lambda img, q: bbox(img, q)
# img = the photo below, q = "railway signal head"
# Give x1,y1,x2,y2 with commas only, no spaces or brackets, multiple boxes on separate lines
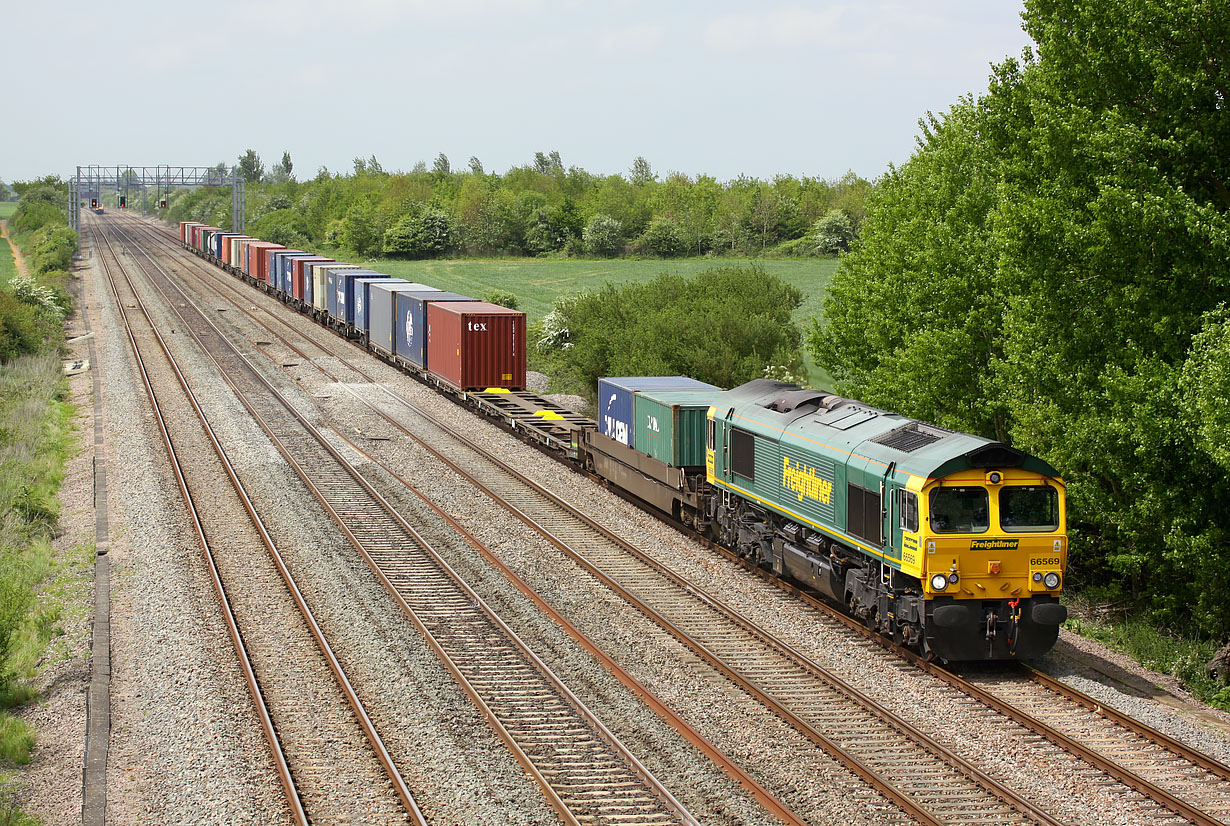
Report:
159,198,167,209
119,196,127,208
91,198,98,209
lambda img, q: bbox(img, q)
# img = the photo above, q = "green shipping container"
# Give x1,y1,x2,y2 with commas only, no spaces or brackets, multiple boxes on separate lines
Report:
632,388,718,468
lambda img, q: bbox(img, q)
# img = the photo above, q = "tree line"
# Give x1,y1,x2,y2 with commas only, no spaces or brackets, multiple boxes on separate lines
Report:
814,0,1229,639
163,152,871,260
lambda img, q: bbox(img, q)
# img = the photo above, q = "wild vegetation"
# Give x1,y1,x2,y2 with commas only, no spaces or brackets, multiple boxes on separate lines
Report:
534,266,805,405
814,0,1230,678
160,153,872,261
0,179,76,818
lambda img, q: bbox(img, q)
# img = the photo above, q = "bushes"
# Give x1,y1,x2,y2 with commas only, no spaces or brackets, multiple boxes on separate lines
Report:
539,265,803,400
582,214,623,257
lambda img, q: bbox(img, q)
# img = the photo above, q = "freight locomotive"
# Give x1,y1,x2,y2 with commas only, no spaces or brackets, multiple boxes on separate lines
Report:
176,219,1068,661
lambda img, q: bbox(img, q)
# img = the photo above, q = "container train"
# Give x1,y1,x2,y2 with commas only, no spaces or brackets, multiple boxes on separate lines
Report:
176,219,1068,661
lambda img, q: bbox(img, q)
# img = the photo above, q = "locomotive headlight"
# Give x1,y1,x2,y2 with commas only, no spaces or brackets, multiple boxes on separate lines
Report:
948,572,959,584
1043,571,1061,590
1032,572,1043,583
930,573,949,592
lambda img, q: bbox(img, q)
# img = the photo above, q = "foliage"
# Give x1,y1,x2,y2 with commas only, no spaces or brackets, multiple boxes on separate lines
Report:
238,149,264,183
582,214,623,257
250,208,308,248
813,0,1230,636
162,153,873,260
482,288,519,310
811,210,856,254
637,218,684,258
382,207,457,259
540,266,803,400
26,226,77,275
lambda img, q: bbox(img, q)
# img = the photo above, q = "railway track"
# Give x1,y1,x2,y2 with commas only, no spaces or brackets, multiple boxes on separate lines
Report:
113,216,1059,825
89,217,422,826
100,214,703,826
119,214,1230,826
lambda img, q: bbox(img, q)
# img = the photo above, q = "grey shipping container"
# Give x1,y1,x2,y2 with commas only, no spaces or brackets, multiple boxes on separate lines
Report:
632,388,720,467
369,282,441,356
394,290,473,366
597,376,719,447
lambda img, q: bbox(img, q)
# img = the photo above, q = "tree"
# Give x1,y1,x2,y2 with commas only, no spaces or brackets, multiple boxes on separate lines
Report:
628,156,656,186
639,218,683,257
542,266,803,400
341,200,378,254
582,214,623,257
382,208,457,258
813,0,1230,636
268,151,294,183
468,156,484,175
238,149,264,183
433,153,451,175
811,210,855,254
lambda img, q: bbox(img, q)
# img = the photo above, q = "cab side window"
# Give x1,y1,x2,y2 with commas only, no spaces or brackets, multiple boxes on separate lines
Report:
900,491,919,533
730,428,755,481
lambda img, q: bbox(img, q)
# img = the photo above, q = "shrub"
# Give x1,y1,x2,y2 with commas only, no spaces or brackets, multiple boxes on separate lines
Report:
638,218,684,258
582,214,623,257
482,289,519,310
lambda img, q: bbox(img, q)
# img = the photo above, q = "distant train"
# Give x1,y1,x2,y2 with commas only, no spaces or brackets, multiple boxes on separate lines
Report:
177,220,1068,661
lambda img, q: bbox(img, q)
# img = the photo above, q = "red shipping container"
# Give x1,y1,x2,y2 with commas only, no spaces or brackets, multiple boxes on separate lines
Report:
426,301,526,390
260,246,285,284
292,256,331,301
179,221,201,242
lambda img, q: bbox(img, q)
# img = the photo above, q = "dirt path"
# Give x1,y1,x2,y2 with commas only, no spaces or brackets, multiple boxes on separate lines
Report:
1,218,31,278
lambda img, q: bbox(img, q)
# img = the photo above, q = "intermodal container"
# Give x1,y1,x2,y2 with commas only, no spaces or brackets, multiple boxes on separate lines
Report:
179,222,201,243
213,232,241,259
426,301,526,390
353,276,397,334
292,257,330,303
313,264,360,312
273,251,310,294
335,270,386,326
369,283,440,357
259,245,287,285
393,290,470,367
278,253,314,298
597,377,719,447
632,388,719,468
229,237,253,268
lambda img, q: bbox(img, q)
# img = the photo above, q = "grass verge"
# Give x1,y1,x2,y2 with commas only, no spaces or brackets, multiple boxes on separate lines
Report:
1064,592,1230,707
0,352,77,812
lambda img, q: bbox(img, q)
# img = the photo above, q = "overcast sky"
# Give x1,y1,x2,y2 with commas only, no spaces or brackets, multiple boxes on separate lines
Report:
4,0,1033,185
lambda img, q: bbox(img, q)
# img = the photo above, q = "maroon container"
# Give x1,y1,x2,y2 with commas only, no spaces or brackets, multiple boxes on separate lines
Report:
426,301,526,390
292,256,331,301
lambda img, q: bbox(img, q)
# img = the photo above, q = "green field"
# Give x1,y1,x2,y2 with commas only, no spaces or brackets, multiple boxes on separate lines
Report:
0,202,17,219
320,252,840,386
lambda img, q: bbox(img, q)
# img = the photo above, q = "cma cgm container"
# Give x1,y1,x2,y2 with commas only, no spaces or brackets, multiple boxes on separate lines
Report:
273,251,311,294
369,283,440,357
597,376,719,447
335,270,386,326
632,388,719,468
394,290,471,367
313,264,360,312
426,301,526,390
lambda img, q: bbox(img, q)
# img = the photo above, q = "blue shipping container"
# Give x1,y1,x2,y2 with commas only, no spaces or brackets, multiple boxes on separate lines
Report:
597,376,719,446
278,252,313,295
394,290,472,367
337,270,386,326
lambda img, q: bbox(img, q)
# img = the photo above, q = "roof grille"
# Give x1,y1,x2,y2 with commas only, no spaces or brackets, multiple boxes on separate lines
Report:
872,421,951,453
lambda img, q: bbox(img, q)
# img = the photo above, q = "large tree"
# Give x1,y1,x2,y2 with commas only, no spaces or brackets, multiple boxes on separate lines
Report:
238,149,264,183
812,0,1230,634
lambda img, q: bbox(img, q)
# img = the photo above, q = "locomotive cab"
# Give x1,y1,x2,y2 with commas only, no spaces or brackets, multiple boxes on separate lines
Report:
907,468,1068,659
